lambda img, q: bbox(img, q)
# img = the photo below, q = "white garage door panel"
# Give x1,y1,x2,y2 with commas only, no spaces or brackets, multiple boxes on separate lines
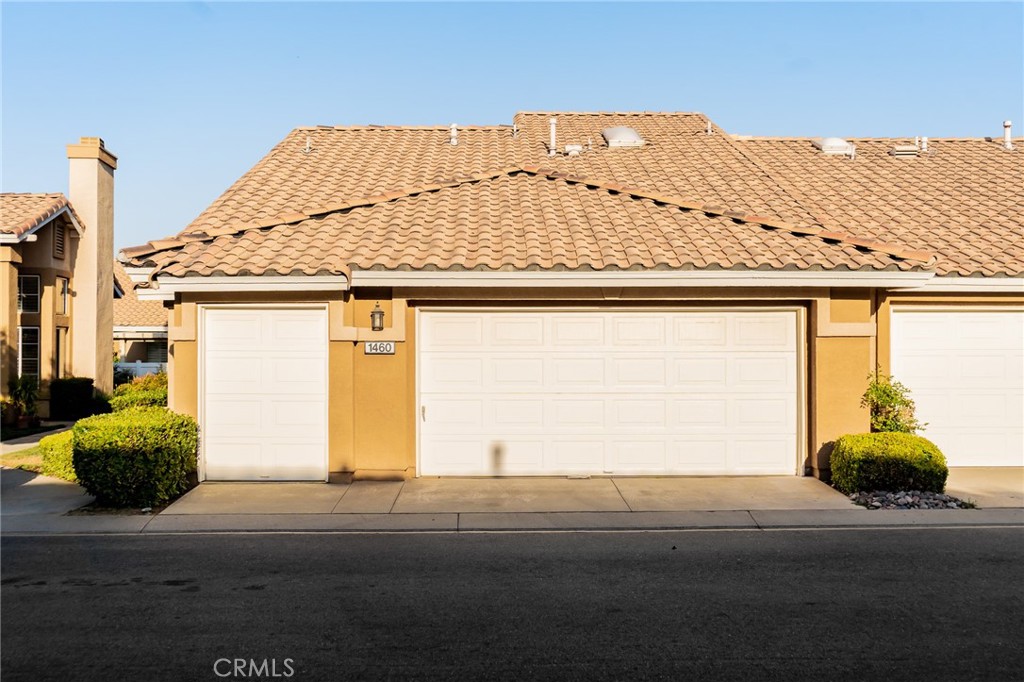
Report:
203,308,327,481
892,310,1024,467
420,310,799,476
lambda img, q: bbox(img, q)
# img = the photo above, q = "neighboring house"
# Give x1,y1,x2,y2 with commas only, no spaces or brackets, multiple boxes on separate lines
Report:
120,113,1023,482
113,259,168,377
1,137,118,414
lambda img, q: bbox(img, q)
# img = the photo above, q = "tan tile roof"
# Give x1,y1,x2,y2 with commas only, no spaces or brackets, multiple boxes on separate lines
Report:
0,193,82,237
732,137,1024,276
123,112,1023,279
113,260,168,327
126,168,930,277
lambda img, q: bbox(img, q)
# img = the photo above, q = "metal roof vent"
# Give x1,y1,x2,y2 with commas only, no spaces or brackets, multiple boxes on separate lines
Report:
602,126,645,148
889,143,919,157
813,137,856,158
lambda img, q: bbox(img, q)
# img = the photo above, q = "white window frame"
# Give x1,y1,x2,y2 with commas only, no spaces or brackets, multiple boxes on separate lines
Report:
17,274,40,314
18,326,40,378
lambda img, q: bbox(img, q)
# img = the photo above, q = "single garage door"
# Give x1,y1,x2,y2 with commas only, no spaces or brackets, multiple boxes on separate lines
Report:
891,309,1024,467
418,309,800,476
202,307,328,480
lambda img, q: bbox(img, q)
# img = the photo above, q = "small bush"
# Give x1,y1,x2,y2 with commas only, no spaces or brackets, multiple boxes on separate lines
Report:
110,373,168,411
113,372,168,396
73,407,198,507
109,388,167,411
48,378,97,420
862,372,925,434
831,432,948,494
40,431,76,482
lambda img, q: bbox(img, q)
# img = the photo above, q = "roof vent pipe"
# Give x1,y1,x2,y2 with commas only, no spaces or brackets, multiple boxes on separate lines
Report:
450,124,458,146
921,137,928,152
1004,120,1014,150
549,118,557,157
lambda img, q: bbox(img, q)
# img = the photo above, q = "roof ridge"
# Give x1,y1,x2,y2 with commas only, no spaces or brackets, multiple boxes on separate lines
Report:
514,111,702,116
121,167,527,261
518,166,934,266
123,165,934,268
296,125,512,131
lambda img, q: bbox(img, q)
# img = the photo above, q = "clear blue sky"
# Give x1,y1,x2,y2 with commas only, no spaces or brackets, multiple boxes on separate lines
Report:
3,2,1022,251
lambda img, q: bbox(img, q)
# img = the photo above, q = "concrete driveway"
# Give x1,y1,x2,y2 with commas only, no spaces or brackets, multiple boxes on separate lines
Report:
946,468,1024,508
162,476,856,515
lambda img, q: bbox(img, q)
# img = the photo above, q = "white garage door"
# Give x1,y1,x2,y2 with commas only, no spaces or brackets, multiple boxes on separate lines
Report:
202,307,328,480
418,310,800,476
891,309,1024,467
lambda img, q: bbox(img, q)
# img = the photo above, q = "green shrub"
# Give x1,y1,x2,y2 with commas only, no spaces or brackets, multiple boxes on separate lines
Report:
113,372,168,396
109,388,167,411
831,432,948,494
72,407,198,507
39,431,76,482
110,373,168,411
861,372,925,433
48,378,97,420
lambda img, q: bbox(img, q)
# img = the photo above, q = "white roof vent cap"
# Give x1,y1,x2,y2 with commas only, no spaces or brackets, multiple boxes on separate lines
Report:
813,137,856,158
602,126,645,148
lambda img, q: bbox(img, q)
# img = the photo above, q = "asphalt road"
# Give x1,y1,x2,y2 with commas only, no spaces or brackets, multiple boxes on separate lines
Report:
2,528,1022,682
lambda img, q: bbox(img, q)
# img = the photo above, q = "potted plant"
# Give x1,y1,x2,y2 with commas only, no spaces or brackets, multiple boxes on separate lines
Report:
8,376,40,428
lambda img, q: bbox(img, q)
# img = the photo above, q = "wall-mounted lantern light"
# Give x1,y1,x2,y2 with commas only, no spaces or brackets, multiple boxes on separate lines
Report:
370,302,385,331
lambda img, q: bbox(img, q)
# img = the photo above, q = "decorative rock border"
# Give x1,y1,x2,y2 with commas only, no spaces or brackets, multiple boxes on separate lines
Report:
849,490,976,510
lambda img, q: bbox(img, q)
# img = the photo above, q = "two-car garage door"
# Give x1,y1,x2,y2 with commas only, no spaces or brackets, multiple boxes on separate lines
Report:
418,310,800,476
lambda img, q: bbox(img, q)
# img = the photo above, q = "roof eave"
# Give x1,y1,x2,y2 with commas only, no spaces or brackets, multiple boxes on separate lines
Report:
349,269,935,289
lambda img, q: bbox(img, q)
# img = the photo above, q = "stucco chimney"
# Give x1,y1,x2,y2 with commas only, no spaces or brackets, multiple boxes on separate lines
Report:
67,137,117,393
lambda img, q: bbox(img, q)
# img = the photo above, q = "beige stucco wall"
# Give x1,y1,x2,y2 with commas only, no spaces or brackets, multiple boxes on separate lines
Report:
68,138,116,394
0,222,78,416
165,286,904,480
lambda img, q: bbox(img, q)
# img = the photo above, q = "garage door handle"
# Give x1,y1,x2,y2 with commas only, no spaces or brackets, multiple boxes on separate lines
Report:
421,406,426,422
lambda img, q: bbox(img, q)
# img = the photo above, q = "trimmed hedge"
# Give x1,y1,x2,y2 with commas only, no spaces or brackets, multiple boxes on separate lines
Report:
831,432,948,494
48,378,97,420
39,431,76,482
73,407,198,507
109,388,168,411
110,373,168,411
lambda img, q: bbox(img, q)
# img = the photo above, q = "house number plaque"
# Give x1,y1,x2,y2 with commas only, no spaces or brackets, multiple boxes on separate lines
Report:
364,341,396,355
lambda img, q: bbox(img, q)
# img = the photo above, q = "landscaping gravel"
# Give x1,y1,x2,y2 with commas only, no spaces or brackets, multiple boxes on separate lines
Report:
849,490,975,510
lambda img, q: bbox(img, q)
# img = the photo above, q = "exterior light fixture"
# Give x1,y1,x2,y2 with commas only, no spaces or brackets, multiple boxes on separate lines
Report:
370,302,385,331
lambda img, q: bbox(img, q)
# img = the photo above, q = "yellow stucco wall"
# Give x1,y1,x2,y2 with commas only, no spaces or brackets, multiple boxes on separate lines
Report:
166,286,1023,481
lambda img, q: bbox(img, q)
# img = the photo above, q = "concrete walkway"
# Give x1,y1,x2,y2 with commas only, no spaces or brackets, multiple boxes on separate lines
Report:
2,469,1021,535
0,422,73,455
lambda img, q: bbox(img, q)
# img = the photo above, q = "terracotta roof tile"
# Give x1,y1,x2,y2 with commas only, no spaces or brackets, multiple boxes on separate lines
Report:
112,260,168,327
0,193,83,237
123,112,1021,280
733,137,1024,276
129,169,927,278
